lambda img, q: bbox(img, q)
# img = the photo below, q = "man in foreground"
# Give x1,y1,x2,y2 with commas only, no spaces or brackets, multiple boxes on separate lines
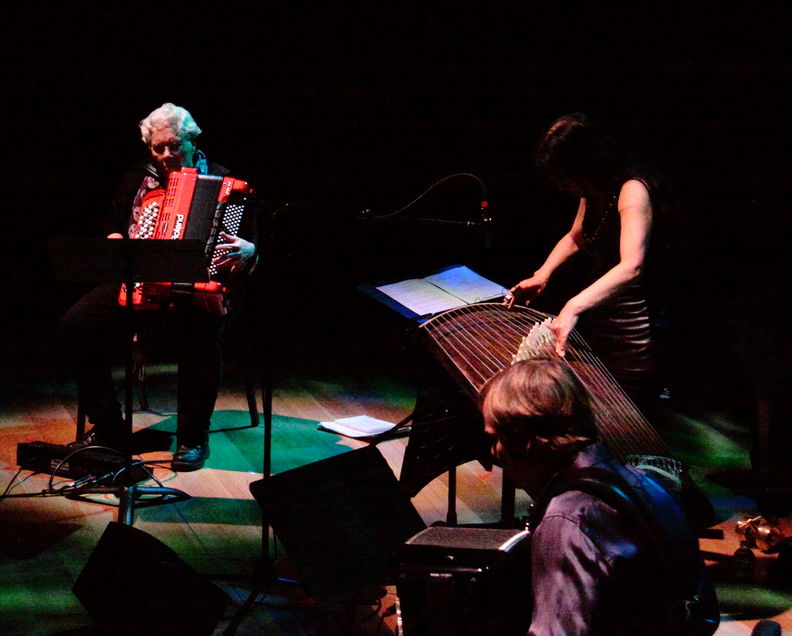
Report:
481,359,718,635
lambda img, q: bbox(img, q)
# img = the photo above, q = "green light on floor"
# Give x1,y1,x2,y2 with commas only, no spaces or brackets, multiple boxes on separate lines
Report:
0,585,79,612
148,411,350,473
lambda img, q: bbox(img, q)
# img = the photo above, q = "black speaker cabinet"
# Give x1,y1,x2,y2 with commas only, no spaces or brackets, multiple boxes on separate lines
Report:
249,445,426,601
397,526,532,635
73,521,229,635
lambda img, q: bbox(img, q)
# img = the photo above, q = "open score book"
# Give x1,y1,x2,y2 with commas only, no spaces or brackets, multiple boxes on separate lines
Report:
374,265,508,318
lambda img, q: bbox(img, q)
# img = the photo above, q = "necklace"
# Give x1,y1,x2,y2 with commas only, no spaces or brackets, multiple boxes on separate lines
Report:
583,192,618,246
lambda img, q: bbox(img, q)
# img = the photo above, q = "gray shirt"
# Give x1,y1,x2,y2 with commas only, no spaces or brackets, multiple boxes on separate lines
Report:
528,444,674,635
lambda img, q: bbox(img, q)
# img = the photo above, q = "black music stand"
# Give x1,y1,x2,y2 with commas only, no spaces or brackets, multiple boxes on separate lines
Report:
49,237,210,525
359,266,509,526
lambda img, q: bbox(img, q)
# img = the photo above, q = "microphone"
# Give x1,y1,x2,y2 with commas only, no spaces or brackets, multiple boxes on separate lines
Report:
480,200,491,224
480,200,493,249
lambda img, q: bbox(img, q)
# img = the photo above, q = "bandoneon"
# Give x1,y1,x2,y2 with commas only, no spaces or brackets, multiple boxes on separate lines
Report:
119,167,253,314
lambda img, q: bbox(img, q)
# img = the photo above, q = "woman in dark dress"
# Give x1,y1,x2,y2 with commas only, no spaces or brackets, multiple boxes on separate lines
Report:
505,113,660,404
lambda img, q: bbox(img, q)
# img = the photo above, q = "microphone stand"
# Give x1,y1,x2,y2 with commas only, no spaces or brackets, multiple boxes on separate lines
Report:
110,241,190,525
220,204,281,634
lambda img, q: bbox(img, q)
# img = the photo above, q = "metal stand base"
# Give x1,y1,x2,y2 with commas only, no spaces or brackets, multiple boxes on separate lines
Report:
66,483,191,526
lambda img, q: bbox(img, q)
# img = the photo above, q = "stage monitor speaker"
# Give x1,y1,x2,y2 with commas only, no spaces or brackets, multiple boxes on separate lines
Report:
397,526,532,635
249,445,426,601
73,521,229,635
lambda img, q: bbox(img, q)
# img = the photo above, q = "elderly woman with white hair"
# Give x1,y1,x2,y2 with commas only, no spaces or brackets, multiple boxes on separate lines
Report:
107,103,255,267
60,103,257,471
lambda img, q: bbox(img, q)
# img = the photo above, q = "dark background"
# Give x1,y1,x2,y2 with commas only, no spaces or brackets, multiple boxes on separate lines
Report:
1,5,789,380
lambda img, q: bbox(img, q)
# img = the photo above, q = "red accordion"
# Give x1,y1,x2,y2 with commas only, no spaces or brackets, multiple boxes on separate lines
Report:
119,167,253,315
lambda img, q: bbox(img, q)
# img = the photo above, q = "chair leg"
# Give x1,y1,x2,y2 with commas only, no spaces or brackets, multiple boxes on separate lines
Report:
73,335,152,443
76,386,86,440
132,334,149,412
245,368,259,428
136,362,149,412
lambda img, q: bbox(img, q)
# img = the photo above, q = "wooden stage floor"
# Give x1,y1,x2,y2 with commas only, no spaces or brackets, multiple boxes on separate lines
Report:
1,329,791,635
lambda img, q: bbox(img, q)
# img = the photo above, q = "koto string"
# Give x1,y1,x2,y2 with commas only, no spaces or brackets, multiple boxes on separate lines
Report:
421,303,671,461
446,305,668,458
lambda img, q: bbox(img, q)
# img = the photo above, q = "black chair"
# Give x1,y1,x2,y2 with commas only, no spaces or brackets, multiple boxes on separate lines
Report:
74,317,262,441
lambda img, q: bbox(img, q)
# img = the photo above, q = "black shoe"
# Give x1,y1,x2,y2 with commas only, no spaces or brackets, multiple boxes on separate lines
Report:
68,429,126,452
172,443,210,472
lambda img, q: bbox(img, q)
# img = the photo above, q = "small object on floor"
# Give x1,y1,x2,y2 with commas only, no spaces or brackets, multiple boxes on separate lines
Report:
172,443,210,472
736,515,786,553
317,415,397,439
16,441,150,483
732,540,757,582
751,619,781,636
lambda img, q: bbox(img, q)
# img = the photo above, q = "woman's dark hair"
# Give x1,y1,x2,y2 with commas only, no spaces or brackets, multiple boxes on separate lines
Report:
535,113,630,196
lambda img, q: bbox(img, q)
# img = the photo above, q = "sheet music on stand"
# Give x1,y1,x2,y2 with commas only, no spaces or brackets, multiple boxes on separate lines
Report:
359,264,508,322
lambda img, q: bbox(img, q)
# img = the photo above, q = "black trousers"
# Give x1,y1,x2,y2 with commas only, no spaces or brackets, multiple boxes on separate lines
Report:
60,283,223,446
